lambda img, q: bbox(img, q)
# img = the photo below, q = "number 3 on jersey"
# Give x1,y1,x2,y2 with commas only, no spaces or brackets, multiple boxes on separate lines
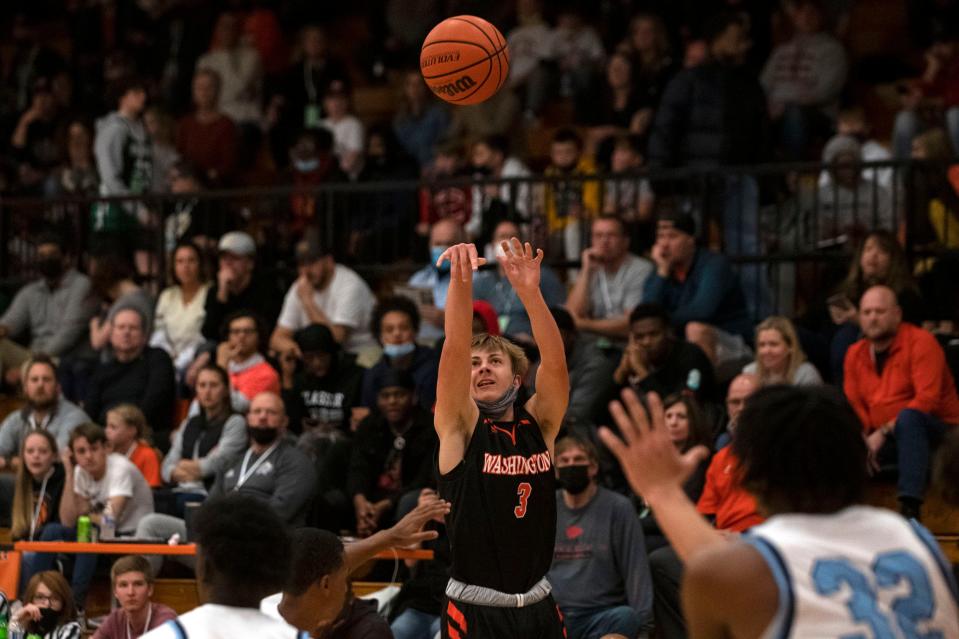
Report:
514,482,532,518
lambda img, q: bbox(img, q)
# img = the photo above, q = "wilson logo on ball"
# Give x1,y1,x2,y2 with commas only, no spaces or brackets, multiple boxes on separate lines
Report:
433,75,477,96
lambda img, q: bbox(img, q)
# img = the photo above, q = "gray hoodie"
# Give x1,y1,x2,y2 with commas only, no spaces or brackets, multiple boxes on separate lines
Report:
93,111,153,198
0,397,91,459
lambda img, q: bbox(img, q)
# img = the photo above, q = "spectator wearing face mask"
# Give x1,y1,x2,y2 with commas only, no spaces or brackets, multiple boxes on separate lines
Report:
361,297,438,414
135,392,317,576
548,435,653,639
0,231,95,386
407,219,467,343
9,571,82,639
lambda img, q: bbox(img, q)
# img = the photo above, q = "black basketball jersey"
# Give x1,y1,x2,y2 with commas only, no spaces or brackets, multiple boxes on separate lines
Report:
437,405,557,594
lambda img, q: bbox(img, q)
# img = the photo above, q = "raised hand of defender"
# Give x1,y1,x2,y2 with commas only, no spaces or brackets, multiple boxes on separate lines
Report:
386,492,451,548
598,389,709,501
435,243,487,283
499,237,543,294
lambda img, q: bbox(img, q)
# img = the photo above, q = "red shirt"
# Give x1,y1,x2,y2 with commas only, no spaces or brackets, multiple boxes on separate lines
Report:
230,359,281,401
696,446,764,533
844,323,959,431
128,441,162,488
175,113,238,185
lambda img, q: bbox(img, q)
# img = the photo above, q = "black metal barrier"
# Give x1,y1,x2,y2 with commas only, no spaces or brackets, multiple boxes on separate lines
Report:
1,159,956,321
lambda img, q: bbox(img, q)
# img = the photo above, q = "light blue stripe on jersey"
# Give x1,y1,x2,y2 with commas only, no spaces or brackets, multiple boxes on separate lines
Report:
908,518,959,604
744,536,795,639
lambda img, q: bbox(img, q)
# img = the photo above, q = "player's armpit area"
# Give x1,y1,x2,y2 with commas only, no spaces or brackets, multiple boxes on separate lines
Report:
682,542,779,639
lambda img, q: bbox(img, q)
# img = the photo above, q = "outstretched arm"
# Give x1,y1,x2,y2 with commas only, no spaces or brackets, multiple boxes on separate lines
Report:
500,238,569,448
434,244,485,474
344,494,450,571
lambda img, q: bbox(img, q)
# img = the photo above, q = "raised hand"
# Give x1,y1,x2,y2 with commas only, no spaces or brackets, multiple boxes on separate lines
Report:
435,243,487,283
598,389,709,501
386,491,451,548
499,237,543,295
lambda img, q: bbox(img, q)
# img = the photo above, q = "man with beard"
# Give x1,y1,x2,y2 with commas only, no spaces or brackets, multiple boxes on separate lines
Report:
547,435,652,639
844,285,959,519
0,232,95,386
135,392,316,574
0,355,89,467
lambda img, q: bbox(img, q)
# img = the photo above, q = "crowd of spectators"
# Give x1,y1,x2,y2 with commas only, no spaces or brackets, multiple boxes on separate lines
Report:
0,1,959,638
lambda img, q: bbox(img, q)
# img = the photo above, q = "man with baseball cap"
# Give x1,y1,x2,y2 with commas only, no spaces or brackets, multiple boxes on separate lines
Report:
201,231,283,340
270,238,376,358
643,211,753,374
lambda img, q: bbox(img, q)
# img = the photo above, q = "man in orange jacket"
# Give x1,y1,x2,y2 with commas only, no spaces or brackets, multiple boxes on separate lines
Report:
844,285,959,518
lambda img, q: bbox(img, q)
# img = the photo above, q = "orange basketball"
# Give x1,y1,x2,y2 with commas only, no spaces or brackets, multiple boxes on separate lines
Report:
420,16,510,106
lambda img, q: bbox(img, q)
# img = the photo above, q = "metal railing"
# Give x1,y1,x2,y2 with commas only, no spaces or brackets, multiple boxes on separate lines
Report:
1,159,954,320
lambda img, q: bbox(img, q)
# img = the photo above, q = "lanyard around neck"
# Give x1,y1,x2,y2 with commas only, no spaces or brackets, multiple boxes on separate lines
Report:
30,467,54,540
127,604,153,639
235,442,279,489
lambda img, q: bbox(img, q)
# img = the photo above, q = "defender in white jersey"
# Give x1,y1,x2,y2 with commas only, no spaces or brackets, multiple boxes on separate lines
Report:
599,385,959,639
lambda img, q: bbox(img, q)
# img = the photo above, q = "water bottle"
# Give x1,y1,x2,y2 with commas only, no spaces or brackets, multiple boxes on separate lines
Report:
0,610,8,639
100,508,117,541
7,617,23,639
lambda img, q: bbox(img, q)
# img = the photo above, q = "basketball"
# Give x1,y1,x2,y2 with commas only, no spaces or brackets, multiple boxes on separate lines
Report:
420,15,510,106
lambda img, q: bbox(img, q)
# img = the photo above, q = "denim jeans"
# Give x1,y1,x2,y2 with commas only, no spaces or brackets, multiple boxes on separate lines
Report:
21,523,97,607
391,608,441,639
562,605,647,639
890,408,951,501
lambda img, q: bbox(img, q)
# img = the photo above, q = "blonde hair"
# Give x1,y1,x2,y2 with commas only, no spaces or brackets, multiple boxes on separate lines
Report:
11,429,58,541
754,316,806,384
106,403,151,441
470,333,529,378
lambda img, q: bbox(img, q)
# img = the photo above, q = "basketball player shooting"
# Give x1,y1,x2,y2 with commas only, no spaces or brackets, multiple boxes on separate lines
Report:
434,238,569,638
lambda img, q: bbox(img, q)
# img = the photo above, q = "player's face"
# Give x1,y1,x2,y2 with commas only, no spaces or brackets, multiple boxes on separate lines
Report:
114,571,153,613
470,348,518,402
664,402,690,448
757,329,790,375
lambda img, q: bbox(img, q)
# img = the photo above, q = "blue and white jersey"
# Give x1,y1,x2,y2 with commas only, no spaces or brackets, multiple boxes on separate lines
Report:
746,505,959,639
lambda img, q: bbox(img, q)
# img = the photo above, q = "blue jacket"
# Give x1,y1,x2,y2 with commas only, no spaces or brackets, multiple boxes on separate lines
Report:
643,248,752,341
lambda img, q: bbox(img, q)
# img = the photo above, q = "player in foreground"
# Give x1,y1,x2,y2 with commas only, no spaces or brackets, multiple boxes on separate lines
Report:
434,238,569,638
599,385,958,638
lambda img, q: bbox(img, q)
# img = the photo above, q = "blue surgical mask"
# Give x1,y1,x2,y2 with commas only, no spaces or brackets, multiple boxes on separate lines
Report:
383,342,416,358
293,158,320,173
430,245,451,275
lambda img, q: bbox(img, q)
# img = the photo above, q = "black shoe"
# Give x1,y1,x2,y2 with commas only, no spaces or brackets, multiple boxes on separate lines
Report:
899,498,922,521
